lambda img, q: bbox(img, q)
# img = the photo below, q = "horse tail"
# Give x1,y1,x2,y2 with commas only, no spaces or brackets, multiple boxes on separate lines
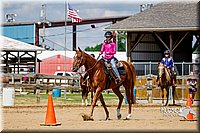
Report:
128,62,136,104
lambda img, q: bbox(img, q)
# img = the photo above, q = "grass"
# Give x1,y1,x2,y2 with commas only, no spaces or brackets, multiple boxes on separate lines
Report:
14,92,122,106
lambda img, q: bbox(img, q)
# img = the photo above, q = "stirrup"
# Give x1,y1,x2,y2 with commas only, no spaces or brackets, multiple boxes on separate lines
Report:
115,78,121,84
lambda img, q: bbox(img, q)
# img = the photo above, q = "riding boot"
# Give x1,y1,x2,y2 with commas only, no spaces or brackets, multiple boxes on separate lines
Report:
111,69,121,84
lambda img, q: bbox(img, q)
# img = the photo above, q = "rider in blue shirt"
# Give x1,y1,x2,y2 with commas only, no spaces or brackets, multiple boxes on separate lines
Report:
161,51,174,69
157,50,176,86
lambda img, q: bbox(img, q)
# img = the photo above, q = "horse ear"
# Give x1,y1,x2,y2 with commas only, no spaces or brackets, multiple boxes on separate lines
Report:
78,47,82,52
73,47,78,52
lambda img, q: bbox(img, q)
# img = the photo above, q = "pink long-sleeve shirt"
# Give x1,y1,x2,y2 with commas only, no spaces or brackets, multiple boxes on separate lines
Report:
100,41,116,60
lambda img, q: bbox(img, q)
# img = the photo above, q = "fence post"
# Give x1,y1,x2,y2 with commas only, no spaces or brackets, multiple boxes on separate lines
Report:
181,61,184,75
188,64,190,74
144,64,147,75
149,61,152,75
36,87,40,103
181,61,184,100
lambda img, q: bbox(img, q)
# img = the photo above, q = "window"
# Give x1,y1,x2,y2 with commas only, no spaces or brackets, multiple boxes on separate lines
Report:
57,73,63,76
57,65,60,70
65,73,71,76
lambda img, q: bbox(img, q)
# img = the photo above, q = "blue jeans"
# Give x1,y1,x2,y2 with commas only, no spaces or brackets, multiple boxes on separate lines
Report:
110,58,120,79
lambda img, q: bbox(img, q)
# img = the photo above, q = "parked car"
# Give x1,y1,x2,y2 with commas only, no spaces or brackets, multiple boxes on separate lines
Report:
54,71,79,86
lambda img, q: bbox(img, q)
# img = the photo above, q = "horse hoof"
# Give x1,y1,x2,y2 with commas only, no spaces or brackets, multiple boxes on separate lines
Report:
125,114,131,120
124,117,131,120
106,117,111,120
117,114,122,119
81,114,94,121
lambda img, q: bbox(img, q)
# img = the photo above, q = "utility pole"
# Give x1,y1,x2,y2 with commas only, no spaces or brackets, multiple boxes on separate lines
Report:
38,4,51,48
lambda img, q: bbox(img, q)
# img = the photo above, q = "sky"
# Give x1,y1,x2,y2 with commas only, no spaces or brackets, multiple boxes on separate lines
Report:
0,0,184,51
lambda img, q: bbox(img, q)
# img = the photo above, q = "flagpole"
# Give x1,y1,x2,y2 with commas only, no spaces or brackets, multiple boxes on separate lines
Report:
64,1,67,74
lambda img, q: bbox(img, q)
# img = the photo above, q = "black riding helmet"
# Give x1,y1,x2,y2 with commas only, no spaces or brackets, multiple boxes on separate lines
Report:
104,31,113,38
164,50,170,55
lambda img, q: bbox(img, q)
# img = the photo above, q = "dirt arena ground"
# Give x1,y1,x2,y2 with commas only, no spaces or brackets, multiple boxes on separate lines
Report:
2,105,199,132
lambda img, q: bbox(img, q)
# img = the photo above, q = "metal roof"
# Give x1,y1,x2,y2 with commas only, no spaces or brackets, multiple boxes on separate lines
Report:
106,2,200,32
0,35,44,51
1,16,130,28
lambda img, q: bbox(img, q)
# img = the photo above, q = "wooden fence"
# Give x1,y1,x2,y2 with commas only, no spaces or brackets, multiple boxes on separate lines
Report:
1,73,199,103
1,73,80,103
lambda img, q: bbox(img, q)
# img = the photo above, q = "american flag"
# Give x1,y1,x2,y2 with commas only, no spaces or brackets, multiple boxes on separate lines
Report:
67,3,82,23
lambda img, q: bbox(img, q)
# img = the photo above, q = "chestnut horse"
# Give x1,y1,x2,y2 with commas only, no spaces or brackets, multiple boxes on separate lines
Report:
158,63,176,106
72,48,136,120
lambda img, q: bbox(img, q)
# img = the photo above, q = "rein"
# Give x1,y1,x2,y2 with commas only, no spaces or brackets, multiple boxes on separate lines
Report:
80,54,101,87
84,54,101,75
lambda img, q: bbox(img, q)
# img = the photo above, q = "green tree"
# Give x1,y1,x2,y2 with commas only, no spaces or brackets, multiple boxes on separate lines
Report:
84,31,127,52
85,43,102,52
117,31,127,51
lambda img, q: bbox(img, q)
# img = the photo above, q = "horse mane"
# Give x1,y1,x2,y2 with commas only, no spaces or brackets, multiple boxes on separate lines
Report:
158,63,171,85
81,51,101,75
83,51,97,63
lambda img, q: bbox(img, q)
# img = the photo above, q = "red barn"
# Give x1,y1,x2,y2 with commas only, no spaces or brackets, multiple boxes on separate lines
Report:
39,54,73,75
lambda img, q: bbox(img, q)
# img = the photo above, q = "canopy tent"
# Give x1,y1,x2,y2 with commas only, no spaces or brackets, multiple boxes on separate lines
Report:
0,35,44,74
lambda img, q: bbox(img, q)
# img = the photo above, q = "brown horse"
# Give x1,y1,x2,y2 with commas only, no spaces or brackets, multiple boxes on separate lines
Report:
72,47,136,120
158,63,176,106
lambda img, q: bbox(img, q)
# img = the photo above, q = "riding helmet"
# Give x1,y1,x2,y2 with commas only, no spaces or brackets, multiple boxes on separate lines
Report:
104,31,113,38
164,50,170,54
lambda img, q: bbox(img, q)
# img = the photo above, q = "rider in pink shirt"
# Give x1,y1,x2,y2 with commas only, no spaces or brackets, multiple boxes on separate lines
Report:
100,41,116,60
100,31,121,84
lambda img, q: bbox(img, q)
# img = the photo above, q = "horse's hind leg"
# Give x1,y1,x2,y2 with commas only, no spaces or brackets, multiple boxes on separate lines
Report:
123,84,132,119
112,87,124,119
99,93,110,120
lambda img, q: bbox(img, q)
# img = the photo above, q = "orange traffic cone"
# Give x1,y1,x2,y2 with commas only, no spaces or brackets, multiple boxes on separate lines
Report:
186,94,192,107
40,94,61,126
185,94,194,120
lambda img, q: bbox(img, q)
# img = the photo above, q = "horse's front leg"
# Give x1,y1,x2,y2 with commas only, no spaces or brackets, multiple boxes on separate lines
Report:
112,87,124,119
165,88,169,106
161,88,164,105
90,86,94,105
172,86,176,105
99,93,110,120
81,93,85,106
82,87,101,121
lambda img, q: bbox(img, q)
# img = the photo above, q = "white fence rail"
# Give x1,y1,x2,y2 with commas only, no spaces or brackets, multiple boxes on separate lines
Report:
132,62,200,76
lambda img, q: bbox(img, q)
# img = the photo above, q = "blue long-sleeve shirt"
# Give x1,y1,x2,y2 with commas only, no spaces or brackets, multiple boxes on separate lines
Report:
161,57,174,69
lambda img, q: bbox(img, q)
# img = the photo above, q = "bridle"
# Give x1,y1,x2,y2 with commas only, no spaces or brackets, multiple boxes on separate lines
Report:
73,52,84,71
73,51,101,73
